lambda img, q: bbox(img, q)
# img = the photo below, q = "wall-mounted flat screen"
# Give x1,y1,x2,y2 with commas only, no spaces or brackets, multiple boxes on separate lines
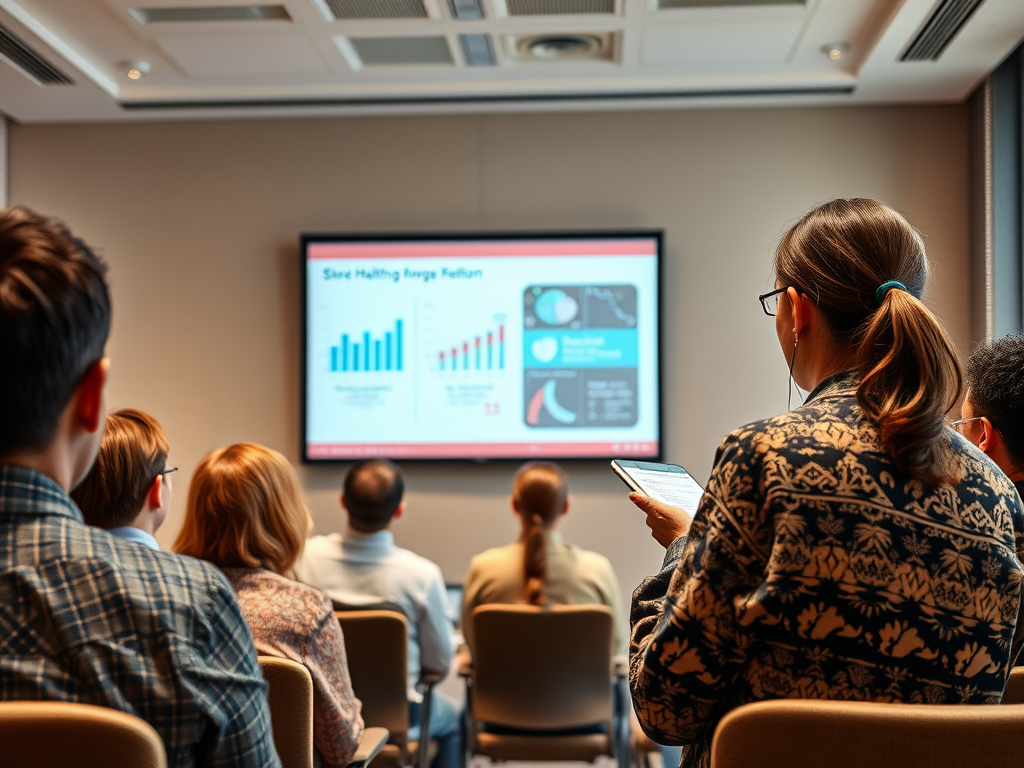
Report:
302,233,662,461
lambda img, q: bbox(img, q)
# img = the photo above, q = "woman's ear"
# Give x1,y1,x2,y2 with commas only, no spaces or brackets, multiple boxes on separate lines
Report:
787,287,812,336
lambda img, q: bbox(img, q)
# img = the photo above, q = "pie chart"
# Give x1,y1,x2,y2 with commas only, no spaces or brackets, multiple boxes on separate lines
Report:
534,289,578,326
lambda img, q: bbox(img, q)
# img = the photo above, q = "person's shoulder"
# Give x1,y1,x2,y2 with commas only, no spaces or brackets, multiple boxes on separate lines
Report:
231,568,333,624
302,532,343,558
468,542,519,568
391,542,443,574
109,537,234,602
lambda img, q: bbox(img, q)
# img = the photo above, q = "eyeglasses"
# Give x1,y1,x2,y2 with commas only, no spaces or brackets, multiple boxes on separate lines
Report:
948,417,986,435
758,287,787,317
158,467,178,477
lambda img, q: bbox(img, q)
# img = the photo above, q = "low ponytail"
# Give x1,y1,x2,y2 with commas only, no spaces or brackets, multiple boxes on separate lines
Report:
775,198,963,486
512,462,569,606
523,513,547,606
857,288,962,485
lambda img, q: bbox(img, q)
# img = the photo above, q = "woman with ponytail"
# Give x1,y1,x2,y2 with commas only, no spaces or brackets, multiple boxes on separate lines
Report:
630,199,1024,768
461,462,625,655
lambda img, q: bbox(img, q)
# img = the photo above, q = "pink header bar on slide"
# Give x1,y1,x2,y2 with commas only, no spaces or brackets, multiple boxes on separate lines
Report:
307,440,658,459
307,239,657,260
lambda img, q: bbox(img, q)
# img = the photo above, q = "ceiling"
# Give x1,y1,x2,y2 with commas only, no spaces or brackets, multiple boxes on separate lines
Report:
1,0,1023,122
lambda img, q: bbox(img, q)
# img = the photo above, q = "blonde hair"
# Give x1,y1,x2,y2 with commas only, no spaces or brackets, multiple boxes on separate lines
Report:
512,462,568,606
174,443,309,574
71,408,168,529
775,199,962,485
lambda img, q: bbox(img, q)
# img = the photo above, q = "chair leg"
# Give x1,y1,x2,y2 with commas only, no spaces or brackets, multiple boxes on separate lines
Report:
418,690,434,768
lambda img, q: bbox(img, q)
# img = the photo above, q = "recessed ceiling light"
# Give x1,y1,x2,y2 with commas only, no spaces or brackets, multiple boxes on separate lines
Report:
823,43,848,61
123,61,150,80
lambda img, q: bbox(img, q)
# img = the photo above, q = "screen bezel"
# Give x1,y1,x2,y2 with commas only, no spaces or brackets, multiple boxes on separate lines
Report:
300,230,664,464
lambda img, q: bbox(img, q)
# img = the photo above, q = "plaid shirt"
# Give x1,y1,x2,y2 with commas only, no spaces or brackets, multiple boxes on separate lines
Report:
0,464,281,768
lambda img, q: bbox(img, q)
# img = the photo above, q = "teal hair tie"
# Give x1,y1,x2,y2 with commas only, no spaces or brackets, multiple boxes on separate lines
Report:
875,280,907,303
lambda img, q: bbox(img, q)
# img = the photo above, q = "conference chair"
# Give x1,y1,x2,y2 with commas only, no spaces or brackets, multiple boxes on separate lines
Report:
0,701,166,768
335,607,441,768
462,604,627,766
259,655,389,768
709,699,1024,768
1001,666,1024,704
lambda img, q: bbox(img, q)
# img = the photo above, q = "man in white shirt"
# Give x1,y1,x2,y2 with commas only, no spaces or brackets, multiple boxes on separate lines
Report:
70,408,173,550
295,459,460,768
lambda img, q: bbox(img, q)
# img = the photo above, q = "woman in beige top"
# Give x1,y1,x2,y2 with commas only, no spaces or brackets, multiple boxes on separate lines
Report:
461,461,625,654
175,443,364,768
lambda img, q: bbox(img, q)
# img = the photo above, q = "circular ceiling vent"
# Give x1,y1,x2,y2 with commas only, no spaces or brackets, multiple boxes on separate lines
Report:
521,34,601,59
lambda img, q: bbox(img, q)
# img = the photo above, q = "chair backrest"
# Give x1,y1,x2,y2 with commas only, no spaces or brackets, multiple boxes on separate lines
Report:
259,655,315,768
470,604,614,730
1002,666,1024,704
0,701,166,768
711,699,1024,768
336,609,411,742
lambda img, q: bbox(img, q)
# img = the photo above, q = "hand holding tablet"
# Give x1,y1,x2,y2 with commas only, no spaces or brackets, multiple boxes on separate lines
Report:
611,460,703,547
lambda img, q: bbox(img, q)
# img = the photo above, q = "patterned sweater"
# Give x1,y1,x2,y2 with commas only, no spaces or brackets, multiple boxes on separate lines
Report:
630,370,1024,768
224,567,364,768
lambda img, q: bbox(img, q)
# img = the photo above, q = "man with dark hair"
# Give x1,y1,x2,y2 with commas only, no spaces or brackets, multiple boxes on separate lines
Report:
71,408,173,549
960,332,1024,498
295,459,460,768
0,206,279,768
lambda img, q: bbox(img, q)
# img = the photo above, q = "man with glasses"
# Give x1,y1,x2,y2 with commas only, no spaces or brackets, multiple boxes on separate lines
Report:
956,332,1024,499
71,408,176,550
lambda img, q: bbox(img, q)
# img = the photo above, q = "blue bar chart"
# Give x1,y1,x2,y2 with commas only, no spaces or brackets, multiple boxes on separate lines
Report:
330,319,404,373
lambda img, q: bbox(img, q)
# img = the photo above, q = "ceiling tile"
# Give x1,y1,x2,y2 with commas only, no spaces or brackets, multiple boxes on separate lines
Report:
642,17,805,66
156,32,330,77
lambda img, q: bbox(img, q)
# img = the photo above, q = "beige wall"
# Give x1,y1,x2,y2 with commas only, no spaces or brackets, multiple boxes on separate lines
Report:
9,105,971,601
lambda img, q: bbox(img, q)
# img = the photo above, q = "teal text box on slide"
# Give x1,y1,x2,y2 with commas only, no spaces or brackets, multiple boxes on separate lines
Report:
523,329,638,369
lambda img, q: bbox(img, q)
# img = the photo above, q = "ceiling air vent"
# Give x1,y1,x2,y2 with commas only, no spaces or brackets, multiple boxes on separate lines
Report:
506,0,613,14
658,0,801,7
129,5,290,22
0,22,72,85
900,0,985,61
505,32,614,62
326,0,427,19
350,36,453,65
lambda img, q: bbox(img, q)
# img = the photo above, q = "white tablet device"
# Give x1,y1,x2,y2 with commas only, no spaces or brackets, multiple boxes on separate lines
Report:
610,459,705,512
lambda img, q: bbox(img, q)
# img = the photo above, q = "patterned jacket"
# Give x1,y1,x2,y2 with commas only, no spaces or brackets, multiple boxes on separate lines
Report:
0,464,280,768
224,567,364,768
630,370,1024,767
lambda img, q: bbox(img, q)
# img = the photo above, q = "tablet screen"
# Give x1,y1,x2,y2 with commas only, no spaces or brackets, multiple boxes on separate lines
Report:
620,464,705,512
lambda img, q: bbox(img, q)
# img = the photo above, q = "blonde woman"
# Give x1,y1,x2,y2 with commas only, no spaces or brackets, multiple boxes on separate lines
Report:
461,461,624,654
175,443,364,768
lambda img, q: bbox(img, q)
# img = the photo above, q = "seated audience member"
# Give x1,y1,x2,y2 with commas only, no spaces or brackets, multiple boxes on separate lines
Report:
461,461,625,655
174,443,364,768
628,199,1024,768
294,459,459,768
0,206,279,768
71,408,173,549
959,332,1024,498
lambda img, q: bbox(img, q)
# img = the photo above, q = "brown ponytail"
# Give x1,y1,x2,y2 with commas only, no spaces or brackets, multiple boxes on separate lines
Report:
775,199,962,486
512,462,569,606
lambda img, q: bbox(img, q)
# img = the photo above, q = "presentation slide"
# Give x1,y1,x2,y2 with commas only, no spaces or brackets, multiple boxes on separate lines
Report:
303,236,661,460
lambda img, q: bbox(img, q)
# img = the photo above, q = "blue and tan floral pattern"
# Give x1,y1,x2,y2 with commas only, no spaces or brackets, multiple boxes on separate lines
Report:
630,370,1024,768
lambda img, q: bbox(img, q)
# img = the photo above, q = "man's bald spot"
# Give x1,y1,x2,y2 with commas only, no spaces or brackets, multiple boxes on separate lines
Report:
343,459,405,532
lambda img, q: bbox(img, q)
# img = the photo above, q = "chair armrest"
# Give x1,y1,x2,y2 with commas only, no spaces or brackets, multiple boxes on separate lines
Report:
348,727,390,768
418,671,445,689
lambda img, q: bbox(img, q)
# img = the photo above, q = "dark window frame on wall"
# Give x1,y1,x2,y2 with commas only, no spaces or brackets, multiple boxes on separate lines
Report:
987,44,1024,336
